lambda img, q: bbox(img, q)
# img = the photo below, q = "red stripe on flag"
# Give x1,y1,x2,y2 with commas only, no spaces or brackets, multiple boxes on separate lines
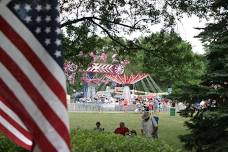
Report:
0,16,67,108
0,81,57,152
0,124,32,151
0,109,32,140
0,50,70,149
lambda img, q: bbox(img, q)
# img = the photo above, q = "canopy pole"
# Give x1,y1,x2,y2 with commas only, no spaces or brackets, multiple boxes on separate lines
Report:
148,75,162,92
145,77,157,93
141,79,149,93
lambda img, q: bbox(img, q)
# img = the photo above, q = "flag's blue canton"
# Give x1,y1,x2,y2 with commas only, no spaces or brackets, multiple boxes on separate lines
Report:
7,0,63,67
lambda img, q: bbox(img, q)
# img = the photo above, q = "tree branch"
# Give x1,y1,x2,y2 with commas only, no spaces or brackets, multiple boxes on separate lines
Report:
89,19,129,49
61,16,174,67
89,19,170,64
61,17,94,27
133,18,158,27
92,16,141,29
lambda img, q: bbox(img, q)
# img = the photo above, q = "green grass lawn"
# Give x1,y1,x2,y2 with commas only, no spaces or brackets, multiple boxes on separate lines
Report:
69,112,189,150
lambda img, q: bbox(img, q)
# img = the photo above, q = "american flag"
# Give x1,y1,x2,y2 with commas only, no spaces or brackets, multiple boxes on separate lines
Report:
0,0,70,152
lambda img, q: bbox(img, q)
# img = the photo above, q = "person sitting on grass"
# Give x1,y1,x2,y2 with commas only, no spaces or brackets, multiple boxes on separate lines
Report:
114,122,129,136
94,121,104,132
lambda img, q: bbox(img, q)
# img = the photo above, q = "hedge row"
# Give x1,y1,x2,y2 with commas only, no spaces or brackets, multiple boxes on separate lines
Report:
0,133,28,152
0,130,179,152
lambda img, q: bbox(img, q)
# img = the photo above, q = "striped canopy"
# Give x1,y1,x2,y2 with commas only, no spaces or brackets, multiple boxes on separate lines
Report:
105,73,149,85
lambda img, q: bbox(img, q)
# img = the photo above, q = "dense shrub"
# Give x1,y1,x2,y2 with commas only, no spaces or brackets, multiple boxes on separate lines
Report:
71,129,177,152
0,130,178,152
0,133,29,152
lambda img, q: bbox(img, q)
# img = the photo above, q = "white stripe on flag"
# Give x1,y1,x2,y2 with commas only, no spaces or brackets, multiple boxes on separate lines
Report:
0,0,10,6
0,116,32,146
0,101,29,132
0,7,66,91
0,32,69,130
0,64,70,152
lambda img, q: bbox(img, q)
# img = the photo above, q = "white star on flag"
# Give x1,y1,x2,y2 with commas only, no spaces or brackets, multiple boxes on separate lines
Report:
45,39,51,45
54,50,61,57
14,4,20,10
25,16,31,23
55,39,61,46
55,16,60,23
25,4,31,12
45,4,51,10
35,27,41,34
56,6,60,12
45,27,51,33
55,28,61,34
36,16,41,23
35,5,42,11
45,16,51,22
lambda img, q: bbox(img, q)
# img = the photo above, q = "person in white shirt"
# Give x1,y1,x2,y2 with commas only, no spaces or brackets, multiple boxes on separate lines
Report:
141,112,158,138
200,100,205,109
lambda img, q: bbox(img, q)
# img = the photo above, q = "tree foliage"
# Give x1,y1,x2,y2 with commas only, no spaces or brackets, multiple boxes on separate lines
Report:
60,0,207,93
59,0,192,62
59,0,177,34
140,31,206,89
173,1,228,152
63,27,205,93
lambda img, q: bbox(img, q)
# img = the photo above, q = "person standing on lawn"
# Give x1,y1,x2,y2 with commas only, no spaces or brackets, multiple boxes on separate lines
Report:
141,112,158,138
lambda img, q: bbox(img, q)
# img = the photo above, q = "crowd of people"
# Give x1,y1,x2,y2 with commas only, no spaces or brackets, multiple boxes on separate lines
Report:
71,91,181,113
134,97,173,113
93,111,159,139
196,99,217,109
73,91,172,109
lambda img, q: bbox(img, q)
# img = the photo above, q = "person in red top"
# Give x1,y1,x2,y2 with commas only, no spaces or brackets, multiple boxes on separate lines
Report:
114,122,129,136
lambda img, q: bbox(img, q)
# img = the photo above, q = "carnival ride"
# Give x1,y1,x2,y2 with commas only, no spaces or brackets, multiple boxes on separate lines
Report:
80,52,127,101
64,51,165,103
64,60,77,84
104,73,164,104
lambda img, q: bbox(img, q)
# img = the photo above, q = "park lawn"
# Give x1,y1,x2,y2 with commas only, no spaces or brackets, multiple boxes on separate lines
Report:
69,112,189,150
